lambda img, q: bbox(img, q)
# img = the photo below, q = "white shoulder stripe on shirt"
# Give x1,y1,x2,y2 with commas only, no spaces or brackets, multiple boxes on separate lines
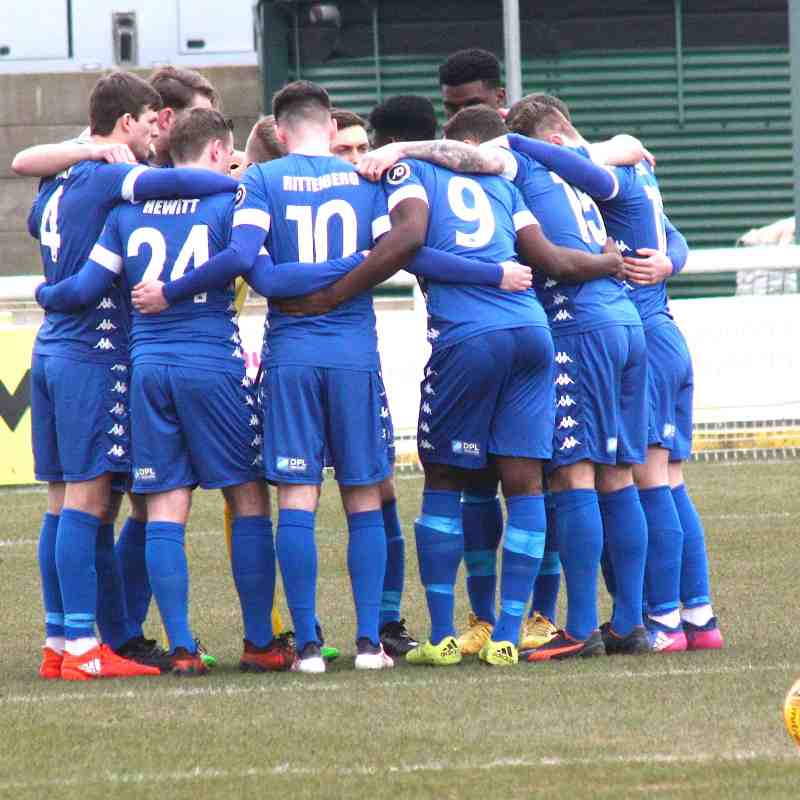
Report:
120,165,149,202
513,209,539,230
387,184,429,212
233,208,271,231
90,243,123,274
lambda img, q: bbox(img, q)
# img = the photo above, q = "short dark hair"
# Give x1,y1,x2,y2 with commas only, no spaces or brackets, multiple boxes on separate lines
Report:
522,92,572,122
444,105,507,144
247,115,285,163
89,71,162,136
439,48,501,88
369,95,437,144
331,108,366,132
272,80,331,127
149,65,218,111
506,99,574,140
169,108,233,164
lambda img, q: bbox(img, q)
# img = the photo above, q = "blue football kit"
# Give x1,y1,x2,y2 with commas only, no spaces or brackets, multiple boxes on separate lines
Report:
383,158,554,470
503,141,648,470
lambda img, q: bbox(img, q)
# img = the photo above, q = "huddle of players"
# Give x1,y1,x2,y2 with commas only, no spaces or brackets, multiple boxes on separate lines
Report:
16,47,722,679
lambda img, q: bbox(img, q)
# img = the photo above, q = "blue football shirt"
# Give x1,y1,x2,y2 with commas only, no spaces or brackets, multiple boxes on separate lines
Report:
597,160,673,328
382,158,548,351
235,154,389,370
93,193,242,373
503,150,640,334
29,161,150,362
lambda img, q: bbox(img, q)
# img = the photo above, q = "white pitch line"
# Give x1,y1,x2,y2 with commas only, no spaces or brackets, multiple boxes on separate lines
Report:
3,661,797,707
0,749,793,793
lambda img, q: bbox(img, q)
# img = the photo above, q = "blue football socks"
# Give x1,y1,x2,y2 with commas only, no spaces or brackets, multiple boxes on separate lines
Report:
55,508,101,641
380,499,405,629
145,521,194,652
493,495,545,644
38,512,63,639
639,486,683,618
414,490,463,644
462,490,503,624
95,522,132,650
553,489,603,641
115,517,150,639
530,493,560,622
347,510,387,645
672,484,712,609
599,486,648,637
231,515,275,647
275,509,318,652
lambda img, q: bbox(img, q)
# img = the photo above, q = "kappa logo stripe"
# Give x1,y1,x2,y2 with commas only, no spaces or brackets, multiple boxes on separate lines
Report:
0,370,31,431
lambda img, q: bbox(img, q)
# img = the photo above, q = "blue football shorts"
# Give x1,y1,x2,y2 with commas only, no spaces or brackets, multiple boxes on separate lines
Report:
261,365,392,486
417,325,555,469
130,363,262,493
645,319,694,462
31,354,131,484
548,324,648,471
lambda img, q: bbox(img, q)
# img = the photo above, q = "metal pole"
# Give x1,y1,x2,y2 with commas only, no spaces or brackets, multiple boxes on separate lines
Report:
790,0,800,241
502,0,522,104
674,0,685,125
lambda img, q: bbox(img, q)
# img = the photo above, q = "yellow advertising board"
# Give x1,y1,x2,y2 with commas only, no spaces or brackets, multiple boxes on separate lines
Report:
0,326,37,485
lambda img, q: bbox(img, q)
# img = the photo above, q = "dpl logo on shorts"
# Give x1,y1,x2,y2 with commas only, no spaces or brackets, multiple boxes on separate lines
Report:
277,456,307,473
134,467,157,481
451,440,481,457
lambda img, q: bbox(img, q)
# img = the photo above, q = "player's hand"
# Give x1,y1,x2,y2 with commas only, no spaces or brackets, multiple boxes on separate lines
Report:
87,143,137,165
357,143,405,181
131,280,168,314
499,261,532,292
601,237,625,279
271,288,338,317
623,248,673,285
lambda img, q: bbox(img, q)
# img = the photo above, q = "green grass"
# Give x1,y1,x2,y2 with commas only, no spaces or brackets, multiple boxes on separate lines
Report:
2,462,800,798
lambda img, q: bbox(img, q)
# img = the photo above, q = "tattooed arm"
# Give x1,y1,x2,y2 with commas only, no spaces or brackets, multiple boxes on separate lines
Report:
358,139,507,180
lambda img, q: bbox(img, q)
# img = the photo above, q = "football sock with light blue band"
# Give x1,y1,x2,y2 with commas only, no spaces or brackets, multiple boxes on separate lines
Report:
115,517,150,639
553,489,602,641
639,486,683,617
231,515,274,648
672,484,712,609
56,508,101,641
347,510,387,645
599,486,648,637
493,495,545,645
276,509,318,652
146,521,194,652
38,512,64,638
380,499,404,628
415,490,463,644
462,490,503,624
530,492,560,622
95,522,133,650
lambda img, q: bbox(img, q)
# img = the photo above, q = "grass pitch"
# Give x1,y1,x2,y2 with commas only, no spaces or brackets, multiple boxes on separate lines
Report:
1,462,799,799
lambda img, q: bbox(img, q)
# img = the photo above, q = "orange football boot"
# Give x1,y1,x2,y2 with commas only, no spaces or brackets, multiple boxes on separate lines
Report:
39,647,64,679
61,644,161,680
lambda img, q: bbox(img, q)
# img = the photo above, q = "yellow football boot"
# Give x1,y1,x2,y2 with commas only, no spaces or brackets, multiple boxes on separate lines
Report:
519,612,558,651
456,613,493,655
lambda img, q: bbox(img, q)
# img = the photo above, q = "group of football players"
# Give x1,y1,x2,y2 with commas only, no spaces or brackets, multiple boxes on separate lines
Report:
14,46,723,680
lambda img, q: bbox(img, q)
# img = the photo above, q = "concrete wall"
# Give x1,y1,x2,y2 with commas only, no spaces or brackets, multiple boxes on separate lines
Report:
0,66,262,277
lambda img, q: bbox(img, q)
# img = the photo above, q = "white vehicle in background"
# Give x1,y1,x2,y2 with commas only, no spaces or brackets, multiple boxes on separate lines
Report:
0,0,257,74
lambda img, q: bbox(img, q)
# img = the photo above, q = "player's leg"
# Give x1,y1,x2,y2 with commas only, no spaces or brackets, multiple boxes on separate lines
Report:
481,326,553,665
596,325,650,654
263,365,326,673
115,493,150,643
458,465,503,654
528,332,605,661
31,353,67,677
524,488,560,648
668,347,723,649
376,475,419,656
130,362,205,675
328,368,394,669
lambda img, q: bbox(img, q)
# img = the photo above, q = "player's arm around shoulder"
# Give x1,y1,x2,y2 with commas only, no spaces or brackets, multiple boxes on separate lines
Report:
12,141,137,178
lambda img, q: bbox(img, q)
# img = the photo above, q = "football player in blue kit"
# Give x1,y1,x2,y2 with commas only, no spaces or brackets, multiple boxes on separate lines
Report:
276,103,624,666
508,98,722,652
357,102,649,661
25,73,239,681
